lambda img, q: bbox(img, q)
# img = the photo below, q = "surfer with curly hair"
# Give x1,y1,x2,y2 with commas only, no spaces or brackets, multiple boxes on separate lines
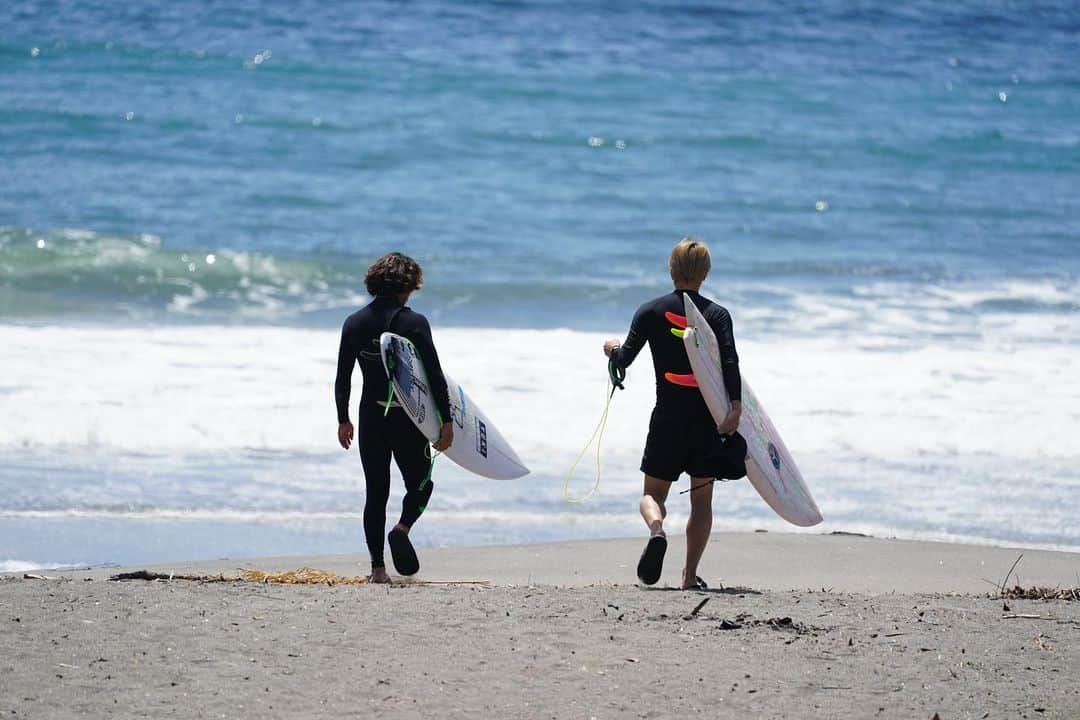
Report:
604,238,746,590
335,252,453,583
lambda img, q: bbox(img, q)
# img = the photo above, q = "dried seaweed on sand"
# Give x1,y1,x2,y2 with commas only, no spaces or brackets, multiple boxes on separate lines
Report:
238,567,368,586
995,585,1080,601
108,567,489,587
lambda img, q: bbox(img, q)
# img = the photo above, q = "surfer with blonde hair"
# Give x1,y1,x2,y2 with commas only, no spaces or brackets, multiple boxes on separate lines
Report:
604,237,746,589
335,252,453,583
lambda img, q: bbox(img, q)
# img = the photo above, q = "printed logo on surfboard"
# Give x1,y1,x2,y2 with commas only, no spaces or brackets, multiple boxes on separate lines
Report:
398,340,429,396
768,442,781,471
450,385,467,429
476,419,488,458
389,345,420,418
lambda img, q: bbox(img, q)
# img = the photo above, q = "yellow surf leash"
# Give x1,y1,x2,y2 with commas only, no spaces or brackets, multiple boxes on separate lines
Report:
563,360,626,504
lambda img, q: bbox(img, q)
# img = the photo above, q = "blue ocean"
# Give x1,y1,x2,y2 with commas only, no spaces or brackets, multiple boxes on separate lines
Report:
2,0,1078,571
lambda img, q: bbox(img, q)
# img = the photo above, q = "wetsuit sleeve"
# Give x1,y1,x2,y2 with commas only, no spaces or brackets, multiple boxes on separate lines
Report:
707,306,741,402
609,302,650,370
406,313,452,426
334,321,355,424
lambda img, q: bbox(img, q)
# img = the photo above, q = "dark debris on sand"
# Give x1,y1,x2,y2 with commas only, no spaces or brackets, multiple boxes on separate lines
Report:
996,585,1080,602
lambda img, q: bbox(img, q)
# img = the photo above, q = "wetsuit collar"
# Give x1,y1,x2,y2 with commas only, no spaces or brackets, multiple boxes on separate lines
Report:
372,294,406,308
673,283,703,294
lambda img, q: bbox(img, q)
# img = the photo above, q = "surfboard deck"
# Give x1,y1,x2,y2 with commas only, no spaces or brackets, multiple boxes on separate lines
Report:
681,295,822,527
379,332,529,481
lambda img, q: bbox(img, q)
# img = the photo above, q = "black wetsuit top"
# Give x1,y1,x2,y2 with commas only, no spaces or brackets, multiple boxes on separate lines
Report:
609,289,741,417
334,295,451,425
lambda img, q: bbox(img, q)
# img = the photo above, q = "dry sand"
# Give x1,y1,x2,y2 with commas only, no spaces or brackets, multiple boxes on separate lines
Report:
2,534,1078,719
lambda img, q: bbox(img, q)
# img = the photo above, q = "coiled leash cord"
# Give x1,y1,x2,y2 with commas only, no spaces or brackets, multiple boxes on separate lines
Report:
563,360,626,504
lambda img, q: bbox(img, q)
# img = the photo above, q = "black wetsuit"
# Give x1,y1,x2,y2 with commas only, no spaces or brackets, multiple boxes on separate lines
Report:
609,289,747,483
335,295,451,569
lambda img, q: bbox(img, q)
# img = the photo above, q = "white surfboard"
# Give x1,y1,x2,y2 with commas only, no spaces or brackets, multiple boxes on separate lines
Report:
379,332,529,480
681,295,822,527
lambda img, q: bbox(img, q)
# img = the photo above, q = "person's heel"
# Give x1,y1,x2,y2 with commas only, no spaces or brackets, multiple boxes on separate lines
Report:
636,535,667,585
388,528,419,576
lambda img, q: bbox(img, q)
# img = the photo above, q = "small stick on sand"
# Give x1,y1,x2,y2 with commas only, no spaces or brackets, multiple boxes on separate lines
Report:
411,580,491,586
998,554,1024,597
686,597,710,619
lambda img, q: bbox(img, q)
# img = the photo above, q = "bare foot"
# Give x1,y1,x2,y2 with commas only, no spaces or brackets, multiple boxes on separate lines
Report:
680,569,708,590
368,567,390,584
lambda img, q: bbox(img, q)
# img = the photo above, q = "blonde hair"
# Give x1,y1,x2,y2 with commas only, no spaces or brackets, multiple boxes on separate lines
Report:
668,237,711,285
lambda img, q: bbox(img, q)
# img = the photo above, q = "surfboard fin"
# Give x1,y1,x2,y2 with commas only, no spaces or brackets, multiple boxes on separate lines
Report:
664,372,698,388
669,328,686,339
664,311,688,329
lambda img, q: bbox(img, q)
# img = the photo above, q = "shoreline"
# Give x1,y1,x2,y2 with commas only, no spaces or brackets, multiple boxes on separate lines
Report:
5,512,1080,578
8,532,1079,594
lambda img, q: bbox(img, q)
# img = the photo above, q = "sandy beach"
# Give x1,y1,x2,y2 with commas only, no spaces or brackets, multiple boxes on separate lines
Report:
2,533,1078,719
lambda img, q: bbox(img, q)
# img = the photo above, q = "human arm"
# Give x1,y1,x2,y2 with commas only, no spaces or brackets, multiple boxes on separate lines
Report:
603,304,649,368
433,422,453,452
338,421,354,450
708,305,742,434
716,400,741,435
334,322,355,448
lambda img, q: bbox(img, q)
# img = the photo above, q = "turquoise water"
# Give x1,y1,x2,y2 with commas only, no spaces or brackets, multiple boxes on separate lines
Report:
3,0,1078,328
2,1,1078,568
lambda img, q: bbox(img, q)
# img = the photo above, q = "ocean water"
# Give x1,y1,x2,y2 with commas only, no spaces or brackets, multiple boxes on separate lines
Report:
2,0,1078,570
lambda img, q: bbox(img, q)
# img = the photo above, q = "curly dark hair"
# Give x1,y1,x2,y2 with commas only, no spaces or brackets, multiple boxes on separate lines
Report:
364,252,424,296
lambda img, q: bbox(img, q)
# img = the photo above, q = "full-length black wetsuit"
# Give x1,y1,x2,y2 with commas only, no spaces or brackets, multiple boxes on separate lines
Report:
609,289,747,483
335,295,451,569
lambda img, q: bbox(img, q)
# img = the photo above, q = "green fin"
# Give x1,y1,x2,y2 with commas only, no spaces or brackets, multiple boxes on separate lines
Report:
383,381,395,417
669,328,686,339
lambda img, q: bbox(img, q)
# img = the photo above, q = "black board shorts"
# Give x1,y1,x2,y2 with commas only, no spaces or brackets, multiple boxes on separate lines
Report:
640,407,747,483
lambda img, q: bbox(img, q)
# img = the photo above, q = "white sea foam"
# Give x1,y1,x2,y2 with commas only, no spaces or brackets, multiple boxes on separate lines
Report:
1,322,1078,551
1,324,1076,462
1,559,54,572
787,278,1080,344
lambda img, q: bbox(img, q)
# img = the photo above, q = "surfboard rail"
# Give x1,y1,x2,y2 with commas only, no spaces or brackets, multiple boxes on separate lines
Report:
682,295,822,527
